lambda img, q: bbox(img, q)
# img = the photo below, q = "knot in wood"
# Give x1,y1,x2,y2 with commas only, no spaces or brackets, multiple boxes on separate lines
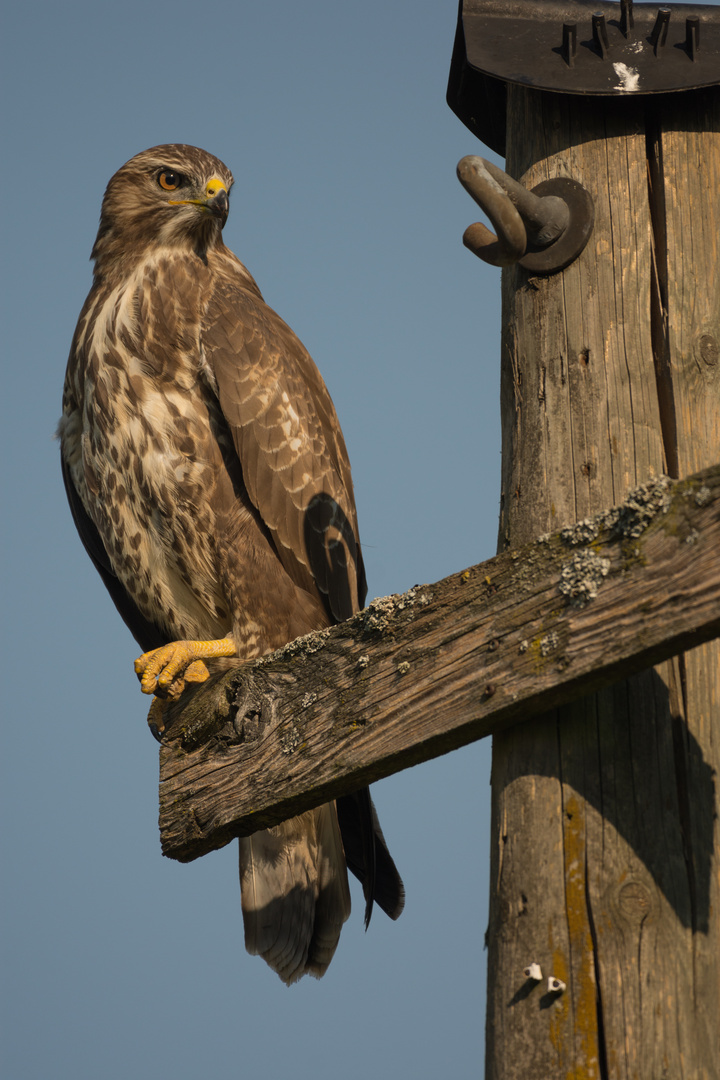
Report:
617,880,653,926
697,332,718,368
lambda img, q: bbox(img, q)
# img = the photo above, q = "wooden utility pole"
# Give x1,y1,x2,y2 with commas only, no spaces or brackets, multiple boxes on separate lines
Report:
447,2,720,1072
484,86,719,1079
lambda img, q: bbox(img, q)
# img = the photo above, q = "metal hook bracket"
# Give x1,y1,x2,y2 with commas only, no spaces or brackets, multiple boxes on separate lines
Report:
457,156,594,274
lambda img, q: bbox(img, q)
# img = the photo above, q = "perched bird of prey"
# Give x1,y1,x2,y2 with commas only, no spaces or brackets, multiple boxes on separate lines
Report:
59,144,404,984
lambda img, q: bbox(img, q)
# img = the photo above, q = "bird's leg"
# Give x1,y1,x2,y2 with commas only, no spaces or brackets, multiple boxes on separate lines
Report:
134,636,237,697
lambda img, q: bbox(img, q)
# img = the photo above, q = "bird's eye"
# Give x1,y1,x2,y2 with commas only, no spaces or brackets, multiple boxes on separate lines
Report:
158,170,183,191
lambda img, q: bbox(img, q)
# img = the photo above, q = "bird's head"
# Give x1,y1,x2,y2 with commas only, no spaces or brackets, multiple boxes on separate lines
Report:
91,144,234,276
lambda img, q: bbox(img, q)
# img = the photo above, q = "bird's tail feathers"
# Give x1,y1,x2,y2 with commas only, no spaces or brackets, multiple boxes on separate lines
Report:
239,803,351,985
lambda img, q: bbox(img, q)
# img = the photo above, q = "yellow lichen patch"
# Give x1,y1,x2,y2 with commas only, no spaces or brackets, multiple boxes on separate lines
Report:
548,792,602,1080
547,945,569,1059
525,626,563,671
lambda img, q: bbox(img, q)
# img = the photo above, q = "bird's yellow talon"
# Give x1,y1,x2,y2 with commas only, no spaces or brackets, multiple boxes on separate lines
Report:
147,695,170,738
184,659,211,684
134,638,236,697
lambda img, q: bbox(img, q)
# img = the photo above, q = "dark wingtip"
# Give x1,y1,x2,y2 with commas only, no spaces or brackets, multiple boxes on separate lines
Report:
364,894,374,931
337,788,405,930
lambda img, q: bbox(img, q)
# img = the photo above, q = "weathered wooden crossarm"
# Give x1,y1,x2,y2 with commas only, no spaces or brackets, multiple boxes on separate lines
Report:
159,465,720,862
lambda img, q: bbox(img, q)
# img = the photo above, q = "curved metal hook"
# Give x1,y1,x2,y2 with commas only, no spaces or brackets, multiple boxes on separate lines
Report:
457,156,594,274
457,157,527,266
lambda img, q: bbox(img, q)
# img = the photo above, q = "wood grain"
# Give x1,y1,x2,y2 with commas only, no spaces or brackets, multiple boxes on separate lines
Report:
648,89,720,1080
486,86,719,1080
159,465,720,865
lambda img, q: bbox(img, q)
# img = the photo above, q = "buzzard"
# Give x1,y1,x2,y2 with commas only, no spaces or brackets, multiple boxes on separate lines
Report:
59,144,404,984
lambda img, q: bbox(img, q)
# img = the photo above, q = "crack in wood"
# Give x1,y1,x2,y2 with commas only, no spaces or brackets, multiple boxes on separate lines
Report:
646,106,680,480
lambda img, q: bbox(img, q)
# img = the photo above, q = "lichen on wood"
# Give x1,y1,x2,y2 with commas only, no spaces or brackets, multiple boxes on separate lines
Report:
159,464,720,864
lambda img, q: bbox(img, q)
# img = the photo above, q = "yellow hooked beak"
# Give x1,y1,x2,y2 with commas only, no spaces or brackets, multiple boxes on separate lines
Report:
168,177,229,223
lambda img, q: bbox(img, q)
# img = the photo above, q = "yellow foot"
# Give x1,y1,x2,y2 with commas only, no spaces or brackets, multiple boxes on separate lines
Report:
134,637,237,697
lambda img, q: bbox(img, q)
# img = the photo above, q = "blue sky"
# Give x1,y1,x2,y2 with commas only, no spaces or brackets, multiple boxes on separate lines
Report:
3,1,512,1077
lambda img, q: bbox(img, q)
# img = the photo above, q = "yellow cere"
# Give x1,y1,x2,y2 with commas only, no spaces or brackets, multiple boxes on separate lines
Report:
205,177,227,197
168,178,226,210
